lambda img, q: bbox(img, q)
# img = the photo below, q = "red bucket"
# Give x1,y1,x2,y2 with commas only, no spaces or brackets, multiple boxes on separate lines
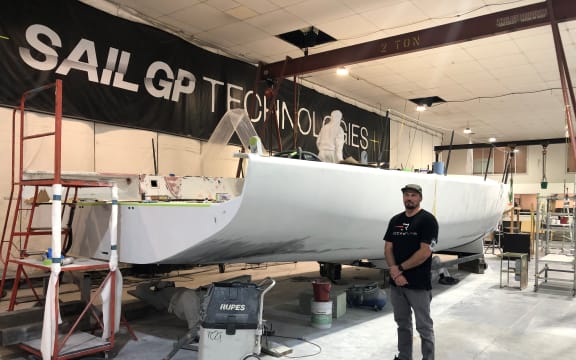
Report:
312,280,331,302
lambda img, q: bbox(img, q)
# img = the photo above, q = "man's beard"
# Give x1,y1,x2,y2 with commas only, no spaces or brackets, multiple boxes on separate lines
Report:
404,202,417,209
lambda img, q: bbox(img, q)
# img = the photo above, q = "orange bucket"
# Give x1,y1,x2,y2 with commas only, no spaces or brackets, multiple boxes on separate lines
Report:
312,280,331,302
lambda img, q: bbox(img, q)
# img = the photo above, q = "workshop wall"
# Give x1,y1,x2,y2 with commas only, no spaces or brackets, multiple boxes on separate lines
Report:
444,143,574,195
389,120,441,170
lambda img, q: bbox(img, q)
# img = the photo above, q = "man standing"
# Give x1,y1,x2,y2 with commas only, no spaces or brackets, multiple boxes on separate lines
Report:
384,184,438,360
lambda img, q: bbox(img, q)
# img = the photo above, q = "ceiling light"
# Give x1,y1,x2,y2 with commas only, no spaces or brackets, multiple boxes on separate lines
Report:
463,127,472,134
488,137,496,142
336,67,349,76
416,105,426,112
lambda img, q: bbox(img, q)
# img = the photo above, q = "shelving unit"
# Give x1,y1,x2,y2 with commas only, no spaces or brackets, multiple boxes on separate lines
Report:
0,80,127,359
503,207,521,233
534,194,576,296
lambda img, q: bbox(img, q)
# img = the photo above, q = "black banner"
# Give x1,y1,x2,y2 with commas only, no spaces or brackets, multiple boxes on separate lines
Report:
0,0,389,163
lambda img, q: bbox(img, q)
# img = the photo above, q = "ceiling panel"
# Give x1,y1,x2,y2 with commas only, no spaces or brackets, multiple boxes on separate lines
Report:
316,15,382,40
235,0,279,13
118,0,200,17
246,9,309,37
359,1,429,32
200,21,270,47
284,0,352,25
165,3,238,32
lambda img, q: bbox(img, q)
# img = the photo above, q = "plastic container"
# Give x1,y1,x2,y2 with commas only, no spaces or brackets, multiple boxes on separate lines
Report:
312,280,331,302
432,161,444,175
310,300,332,329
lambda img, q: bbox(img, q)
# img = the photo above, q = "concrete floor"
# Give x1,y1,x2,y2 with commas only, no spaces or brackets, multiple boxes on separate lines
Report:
1,253,576,360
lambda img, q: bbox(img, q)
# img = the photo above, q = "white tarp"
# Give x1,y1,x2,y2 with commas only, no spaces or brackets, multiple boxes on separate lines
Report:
41,184,63,360
101,185,121,338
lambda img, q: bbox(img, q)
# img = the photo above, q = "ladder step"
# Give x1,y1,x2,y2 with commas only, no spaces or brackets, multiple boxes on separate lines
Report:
14,203,76,209
13,229,68,236
21,250,45,256
29,227,68,231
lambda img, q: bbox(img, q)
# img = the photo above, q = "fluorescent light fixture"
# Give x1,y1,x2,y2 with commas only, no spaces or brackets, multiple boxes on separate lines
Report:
416,105,426,112
336,67,349,76
488,137,496,142
463,127,472,134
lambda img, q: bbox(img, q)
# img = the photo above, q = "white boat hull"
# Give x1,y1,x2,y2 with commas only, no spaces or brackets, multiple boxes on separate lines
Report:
70,154,509,264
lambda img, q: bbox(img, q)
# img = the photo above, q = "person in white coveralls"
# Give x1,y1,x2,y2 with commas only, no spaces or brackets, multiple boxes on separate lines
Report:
316,110,345,163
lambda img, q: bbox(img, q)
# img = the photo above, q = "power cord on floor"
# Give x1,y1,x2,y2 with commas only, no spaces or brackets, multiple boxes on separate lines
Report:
269,335,321,358
263,323,322,358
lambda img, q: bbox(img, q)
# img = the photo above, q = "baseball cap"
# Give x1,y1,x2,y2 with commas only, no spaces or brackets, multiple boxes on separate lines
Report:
401,184,422,195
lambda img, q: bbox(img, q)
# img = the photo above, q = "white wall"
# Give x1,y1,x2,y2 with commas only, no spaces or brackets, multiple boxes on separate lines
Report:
0,109,241,177
441,143,575,196
389,119,442,170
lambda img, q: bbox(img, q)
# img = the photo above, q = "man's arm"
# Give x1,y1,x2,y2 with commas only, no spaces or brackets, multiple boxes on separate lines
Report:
385,241,408,286
385,241,400,278
396,242,432,271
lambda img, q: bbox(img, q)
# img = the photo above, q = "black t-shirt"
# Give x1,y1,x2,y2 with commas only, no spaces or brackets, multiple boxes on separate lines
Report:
384,209,439,290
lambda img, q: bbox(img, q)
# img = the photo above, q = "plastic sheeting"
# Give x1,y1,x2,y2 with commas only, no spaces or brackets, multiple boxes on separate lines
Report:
101,270,123,339
101,185,121,339
41,184,63,360
201,109,261,175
